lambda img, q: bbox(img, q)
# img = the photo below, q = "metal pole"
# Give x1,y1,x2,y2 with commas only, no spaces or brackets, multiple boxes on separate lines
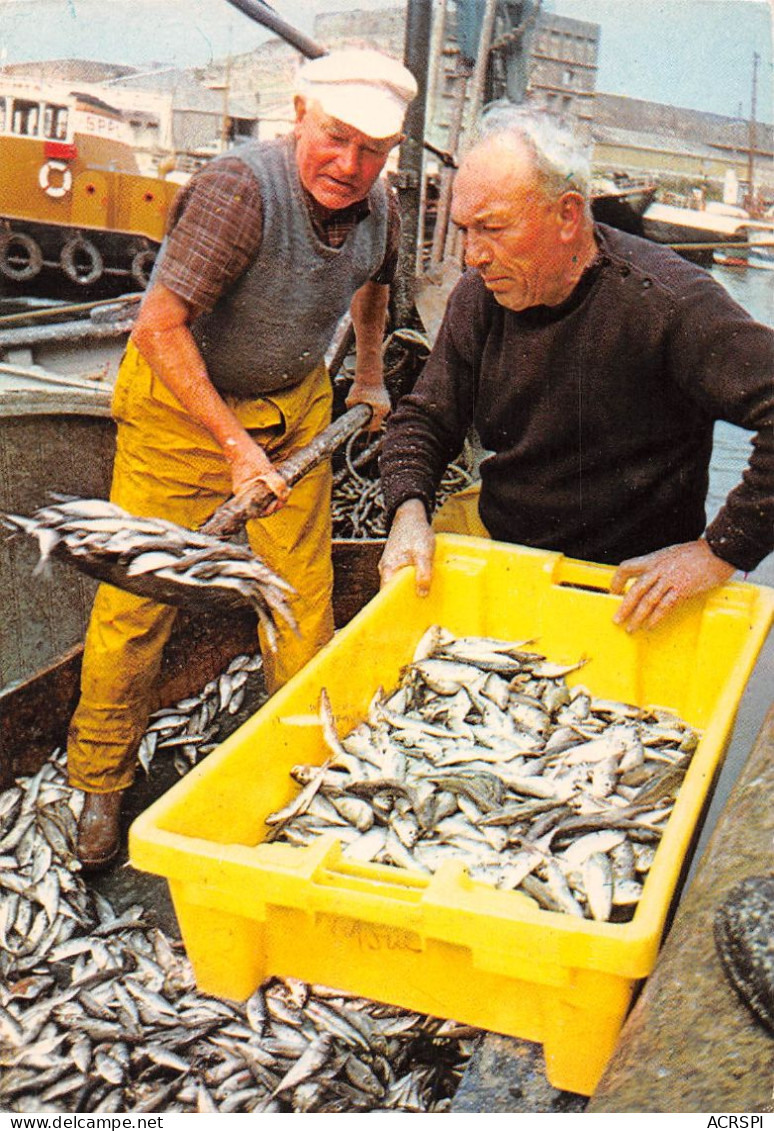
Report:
747,51,759,210
429,58,471,274
222,0,326,59
425,0,449,130
463,0,499,139
391,0,433,328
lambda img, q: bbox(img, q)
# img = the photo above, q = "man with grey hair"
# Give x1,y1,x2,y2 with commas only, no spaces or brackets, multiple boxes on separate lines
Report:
379,104,773,628
68,48,417,870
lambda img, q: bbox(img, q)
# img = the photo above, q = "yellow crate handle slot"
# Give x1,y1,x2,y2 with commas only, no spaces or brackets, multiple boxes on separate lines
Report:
550,556,617,594
318,857,430,903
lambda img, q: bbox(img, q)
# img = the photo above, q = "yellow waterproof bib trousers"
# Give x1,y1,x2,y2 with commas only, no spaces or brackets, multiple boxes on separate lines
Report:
67,342,334,793
431,482,487,537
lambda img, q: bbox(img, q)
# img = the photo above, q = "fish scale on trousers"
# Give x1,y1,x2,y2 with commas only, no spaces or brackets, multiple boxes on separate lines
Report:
267,626,699,922
0,656,479,1114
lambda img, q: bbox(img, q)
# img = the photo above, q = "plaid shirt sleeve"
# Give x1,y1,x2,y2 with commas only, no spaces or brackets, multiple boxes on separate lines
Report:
156,158,263,318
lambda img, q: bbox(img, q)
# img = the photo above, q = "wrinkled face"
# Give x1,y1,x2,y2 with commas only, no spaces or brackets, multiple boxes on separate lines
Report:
294,97,402,211
451,140,575,311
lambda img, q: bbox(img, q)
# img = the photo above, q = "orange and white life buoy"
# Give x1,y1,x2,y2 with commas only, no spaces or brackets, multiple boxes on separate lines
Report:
39,160,73,198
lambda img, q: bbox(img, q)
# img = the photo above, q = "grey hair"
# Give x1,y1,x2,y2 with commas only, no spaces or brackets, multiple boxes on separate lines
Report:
472,101,592,201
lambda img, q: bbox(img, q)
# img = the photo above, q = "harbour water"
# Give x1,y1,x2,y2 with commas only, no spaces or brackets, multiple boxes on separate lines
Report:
690,262,773,879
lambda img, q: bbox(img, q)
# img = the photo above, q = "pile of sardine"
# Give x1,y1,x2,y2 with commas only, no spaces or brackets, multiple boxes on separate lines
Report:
0,688,479,1113
136,651,266,779
2,496,295,648
267,627,700,923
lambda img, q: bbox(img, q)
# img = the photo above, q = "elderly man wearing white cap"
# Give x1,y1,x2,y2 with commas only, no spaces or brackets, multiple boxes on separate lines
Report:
67,48,417,871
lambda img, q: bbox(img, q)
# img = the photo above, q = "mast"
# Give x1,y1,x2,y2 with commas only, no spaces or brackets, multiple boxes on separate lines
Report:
746,50,759,211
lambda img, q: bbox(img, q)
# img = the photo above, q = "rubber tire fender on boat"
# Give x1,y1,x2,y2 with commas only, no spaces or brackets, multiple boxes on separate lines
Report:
0,231,43,282
60,236,103,286
131,248,157,288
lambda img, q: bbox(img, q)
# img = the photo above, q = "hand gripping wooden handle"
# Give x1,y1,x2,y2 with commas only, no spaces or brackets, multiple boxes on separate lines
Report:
200,403,373,539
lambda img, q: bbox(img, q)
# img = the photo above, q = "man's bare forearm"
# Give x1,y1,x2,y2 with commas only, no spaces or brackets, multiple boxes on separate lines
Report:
349,280,389,384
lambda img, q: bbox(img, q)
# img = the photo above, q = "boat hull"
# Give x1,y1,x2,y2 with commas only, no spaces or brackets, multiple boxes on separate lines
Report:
0,395,115,692
714,248,774,271
591,183,658,236
641,202,749,266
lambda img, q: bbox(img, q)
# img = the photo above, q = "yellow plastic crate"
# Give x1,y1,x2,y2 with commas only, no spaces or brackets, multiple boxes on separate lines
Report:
129,536,774,1095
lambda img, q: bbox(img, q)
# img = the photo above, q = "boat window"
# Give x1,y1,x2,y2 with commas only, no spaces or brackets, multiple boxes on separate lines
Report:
11,99,40,136
43,103,69,140
0,97,5,132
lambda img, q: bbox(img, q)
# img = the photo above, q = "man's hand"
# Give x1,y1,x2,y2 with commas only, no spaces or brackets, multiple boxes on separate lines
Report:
379,499,435,596
346,379,391,431
610,540,736,632
227,436,291,517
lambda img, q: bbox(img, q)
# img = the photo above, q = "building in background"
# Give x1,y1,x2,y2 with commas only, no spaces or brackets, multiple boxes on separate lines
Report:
2,58,259,176
1,3,770,201
487,4,599,140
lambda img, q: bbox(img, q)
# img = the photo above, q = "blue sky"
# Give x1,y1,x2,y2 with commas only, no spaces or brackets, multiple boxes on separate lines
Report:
0,0,771,122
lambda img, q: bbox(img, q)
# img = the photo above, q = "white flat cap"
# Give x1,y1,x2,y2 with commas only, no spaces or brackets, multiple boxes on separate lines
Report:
297,48,418,140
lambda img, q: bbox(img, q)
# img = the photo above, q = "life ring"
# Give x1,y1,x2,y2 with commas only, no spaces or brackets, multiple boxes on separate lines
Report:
60,236,103,286
130,248,157,288
38,160,72,199
0,231,43,281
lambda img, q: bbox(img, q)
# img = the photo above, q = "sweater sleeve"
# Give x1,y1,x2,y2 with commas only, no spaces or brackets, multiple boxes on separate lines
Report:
667,269,774,571
380,272,486,524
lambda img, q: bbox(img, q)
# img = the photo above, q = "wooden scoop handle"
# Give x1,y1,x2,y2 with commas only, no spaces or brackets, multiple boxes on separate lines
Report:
200,403,373,539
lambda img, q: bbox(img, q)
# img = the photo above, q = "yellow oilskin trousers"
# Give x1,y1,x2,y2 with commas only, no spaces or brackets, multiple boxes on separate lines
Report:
67,341,334,793
431,482,488,537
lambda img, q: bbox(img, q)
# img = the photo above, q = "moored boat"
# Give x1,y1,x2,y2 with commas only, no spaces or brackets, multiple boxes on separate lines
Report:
0,78,180,296
591,177,659,236
713,225,774,270
714,246,774,270
641,201,751,266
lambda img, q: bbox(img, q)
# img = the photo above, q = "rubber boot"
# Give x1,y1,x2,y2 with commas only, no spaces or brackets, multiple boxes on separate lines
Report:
76,790,125,871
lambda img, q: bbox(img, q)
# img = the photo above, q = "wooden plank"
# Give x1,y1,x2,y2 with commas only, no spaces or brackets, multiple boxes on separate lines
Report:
0,412,116,687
